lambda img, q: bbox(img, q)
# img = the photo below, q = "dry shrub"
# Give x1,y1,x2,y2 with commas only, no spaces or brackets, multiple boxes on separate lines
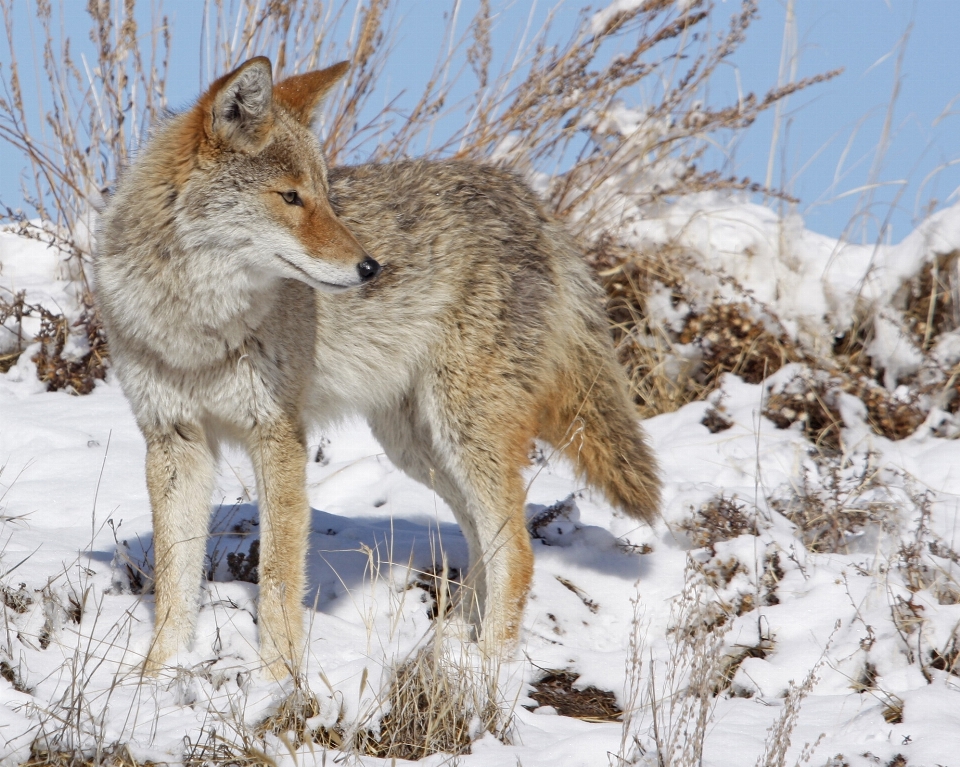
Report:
761,548,784,606
702,557,756,618
892,493,960,609
1,581,32,613
225,540,260,584
926,538,960,606
593,229,956,439
0,0,167,393
764,366,929,446
406,563,461,620
588,235,808,418
846,378,927,441
681,302,798,387
643,566,733,766
771,484,861,554
21,744,148,767
929,636,960,677
681,495,758,550
770,454,896,554
310,644,502,761
528,670,622,721
701,402,733,433
852,660,879,694
764,372,844,452
715,641,771,697
819,252,960,442
942,362,960,415
0,285,107,393
5,0,833,233
832,313,880,381
31,304,107,395
0,656,29,693
900,250,959,349
590,237,706,417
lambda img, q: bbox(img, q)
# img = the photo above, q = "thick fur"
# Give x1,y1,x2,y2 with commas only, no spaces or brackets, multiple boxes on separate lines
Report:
95,58,660,677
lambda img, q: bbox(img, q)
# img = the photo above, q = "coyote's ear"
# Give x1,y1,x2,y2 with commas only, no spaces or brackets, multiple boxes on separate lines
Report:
207,57,274,150
274,61,349,129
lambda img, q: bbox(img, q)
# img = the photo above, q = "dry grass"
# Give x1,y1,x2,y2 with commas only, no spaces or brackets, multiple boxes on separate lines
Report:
753,654,828,767
306,641,505,760
680,495,758,550
642,566,733,766
361,643,503,760
22,744,149,767
769,453,898,554
899,250,959,349
764,370,845,453
203,565,505,762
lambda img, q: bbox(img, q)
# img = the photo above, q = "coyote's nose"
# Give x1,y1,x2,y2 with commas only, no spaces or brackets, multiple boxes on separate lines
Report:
358,257,381,282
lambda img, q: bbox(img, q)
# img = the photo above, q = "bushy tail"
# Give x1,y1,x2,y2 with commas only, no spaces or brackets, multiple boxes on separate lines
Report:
540,350,661,523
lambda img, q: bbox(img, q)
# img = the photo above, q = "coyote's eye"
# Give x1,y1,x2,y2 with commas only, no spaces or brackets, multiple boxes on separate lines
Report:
280,190,304,207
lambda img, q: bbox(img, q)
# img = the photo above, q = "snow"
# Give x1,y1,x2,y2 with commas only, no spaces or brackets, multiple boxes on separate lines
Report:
2,196,960,766
589,1,648,37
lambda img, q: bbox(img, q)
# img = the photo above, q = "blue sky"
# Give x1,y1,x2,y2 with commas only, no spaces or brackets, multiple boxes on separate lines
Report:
1,0,957,244
721,0,960,243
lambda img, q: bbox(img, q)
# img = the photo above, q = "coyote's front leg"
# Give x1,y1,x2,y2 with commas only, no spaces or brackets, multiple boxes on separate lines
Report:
144,422,216,674
247,415,310,678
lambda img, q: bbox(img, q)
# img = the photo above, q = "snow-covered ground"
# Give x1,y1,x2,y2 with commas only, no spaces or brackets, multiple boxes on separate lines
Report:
1,199,960,766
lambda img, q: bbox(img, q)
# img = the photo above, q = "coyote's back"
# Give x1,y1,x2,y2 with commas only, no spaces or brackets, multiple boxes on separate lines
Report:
319,159,661,520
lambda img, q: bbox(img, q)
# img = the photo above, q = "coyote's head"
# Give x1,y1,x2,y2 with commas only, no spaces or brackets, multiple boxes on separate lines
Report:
160,57,378,291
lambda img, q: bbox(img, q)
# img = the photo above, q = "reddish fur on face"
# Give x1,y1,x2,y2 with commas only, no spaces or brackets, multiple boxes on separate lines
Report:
179,58,368,272
264,184,368,268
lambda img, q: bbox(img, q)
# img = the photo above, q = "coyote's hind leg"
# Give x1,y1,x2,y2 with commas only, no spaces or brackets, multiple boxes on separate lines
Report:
419,386,536,658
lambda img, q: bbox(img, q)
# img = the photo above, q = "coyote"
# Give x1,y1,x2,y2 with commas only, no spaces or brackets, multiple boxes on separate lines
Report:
95,57,660,677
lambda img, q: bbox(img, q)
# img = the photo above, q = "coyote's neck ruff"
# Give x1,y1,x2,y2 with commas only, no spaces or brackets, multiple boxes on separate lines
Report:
95,57,660,678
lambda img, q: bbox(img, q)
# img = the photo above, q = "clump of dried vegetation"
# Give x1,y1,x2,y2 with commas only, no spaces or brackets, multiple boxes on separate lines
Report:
767,448,907,555
680,495,758,550
528,669,623,721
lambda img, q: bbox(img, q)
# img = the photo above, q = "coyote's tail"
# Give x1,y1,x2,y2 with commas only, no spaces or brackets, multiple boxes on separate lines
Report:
540,349,661,523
